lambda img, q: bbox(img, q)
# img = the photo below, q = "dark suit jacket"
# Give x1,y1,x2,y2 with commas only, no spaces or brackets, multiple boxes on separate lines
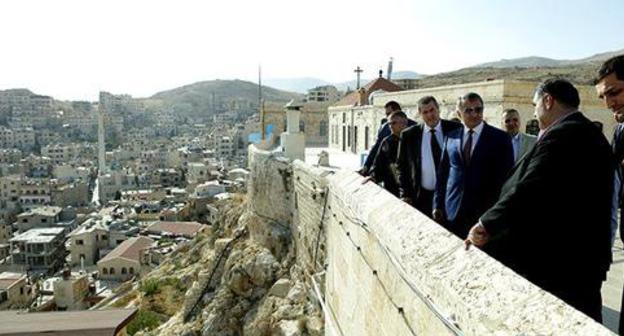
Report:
362,118,416,175
369,134,401,196
480,112,613,289
397,119,462,200
433,122,513,237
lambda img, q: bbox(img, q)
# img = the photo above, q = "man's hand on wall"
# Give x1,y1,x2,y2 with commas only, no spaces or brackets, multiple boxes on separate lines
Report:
465,222,490,250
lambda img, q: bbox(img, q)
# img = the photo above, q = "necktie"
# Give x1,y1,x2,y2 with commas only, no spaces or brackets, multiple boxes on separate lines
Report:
430,129,441,170
463,129,474,165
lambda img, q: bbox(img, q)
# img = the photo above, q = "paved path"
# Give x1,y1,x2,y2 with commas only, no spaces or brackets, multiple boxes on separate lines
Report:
603,240,624,334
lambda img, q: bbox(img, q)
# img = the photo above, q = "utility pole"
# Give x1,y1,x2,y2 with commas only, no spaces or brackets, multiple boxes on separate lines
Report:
354,66,363,90
258,65,265,140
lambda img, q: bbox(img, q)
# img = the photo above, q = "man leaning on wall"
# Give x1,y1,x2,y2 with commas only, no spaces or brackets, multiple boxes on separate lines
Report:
466,78,613,323
594,54,624,333
358,101,415,176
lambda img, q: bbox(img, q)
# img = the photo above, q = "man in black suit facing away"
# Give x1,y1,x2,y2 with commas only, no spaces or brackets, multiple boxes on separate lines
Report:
467,79,613,323
594,54,624,333
396,96,461,217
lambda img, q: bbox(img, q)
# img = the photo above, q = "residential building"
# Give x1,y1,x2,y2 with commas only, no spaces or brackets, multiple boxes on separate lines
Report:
68,218,109,266
53,270,89,311
0,272,31,309
9,228,66,273
305,85,340,103
145,221,205,239
97,236,154,282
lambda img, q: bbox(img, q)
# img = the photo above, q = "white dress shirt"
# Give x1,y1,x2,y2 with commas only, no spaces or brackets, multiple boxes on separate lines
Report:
420,122,443,191
462,121,485,155
511,133,521,162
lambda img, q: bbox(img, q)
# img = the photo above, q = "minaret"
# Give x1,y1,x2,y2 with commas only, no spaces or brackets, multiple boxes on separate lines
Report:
98,92,106,176
280,100,305,161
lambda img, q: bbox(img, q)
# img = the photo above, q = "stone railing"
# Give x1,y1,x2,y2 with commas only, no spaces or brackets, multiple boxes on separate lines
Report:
247,144,615,335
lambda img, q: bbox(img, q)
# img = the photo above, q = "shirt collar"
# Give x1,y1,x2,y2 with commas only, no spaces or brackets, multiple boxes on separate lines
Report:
538,111,579,140
426,121,442,133
463,121,484,136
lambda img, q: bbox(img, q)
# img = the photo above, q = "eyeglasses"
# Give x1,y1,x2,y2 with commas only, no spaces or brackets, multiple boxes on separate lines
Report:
463,106,483,114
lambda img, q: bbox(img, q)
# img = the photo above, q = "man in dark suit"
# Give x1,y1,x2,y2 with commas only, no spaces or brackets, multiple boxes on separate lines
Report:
467,79,613,323
432,92,513,238
359,101,415,176
594,54,624,331
397,96,461,217
367,111,409,197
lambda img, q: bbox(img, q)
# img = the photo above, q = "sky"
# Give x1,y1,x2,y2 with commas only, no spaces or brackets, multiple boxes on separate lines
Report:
0,0,622,101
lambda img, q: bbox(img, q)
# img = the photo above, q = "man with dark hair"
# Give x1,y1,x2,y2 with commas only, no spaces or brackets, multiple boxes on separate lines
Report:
397,96,461,217
502,108,536,163
367,111,409,196
594,54,624,332
358,101,415,176
466,78,613,323
433,92,513,238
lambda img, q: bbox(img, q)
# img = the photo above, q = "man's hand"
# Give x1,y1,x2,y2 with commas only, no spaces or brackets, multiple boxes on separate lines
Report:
432,209,444,223
465,222,490,250
401,197,413,205
357,168,368,176
361,176,375,184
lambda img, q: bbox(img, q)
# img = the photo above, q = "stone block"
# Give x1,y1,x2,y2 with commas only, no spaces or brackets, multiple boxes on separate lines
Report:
269,278,293,298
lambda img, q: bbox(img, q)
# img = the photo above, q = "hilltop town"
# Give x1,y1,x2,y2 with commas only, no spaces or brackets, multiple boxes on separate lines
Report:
0,49,622,335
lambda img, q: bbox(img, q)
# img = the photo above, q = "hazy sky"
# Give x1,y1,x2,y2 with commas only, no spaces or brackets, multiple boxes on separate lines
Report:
0,0,622,101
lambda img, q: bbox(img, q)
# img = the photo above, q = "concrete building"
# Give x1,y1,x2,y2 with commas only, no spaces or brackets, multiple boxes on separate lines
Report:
98,170,138,203
51,180,89,207
15,206,63,233
97,236,154,282
0,272,31,309
52,165,91,182
305,85,340,103
42,144,79,164
53,270,89,311
0,149,22,165
0,308,137,336
193,181,226,198
12,128,35,151
328,79,615,156
149,168,185,188
67,218,109,267
145,221,205,239
187,162,210,186
9,228,66,273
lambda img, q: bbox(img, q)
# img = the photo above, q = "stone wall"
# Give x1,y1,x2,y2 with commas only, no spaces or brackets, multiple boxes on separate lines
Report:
247,143,615,335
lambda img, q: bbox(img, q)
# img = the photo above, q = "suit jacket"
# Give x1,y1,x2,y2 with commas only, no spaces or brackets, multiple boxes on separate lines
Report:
369,134,401,196
517,133,537,160
362,118,416,175
433,122,514,237
396,119,462,200
480,112,613,289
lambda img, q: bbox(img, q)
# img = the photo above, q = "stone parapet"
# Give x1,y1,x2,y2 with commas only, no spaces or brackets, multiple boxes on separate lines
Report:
324,170,614,335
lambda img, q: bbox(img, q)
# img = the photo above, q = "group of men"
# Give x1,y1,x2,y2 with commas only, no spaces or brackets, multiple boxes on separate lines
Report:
360,54,624,328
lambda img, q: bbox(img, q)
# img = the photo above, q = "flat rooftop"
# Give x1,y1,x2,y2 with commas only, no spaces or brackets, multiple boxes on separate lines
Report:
10,227,65,243
304,147,361,171
0,308,137,335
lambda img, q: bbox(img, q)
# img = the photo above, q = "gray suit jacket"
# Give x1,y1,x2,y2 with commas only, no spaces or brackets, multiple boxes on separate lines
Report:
517,133,537,161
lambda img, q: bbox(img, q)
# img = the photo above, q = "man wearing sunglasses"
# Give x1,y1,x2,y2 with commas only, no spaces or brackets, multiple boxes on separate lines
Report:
433,92,513,238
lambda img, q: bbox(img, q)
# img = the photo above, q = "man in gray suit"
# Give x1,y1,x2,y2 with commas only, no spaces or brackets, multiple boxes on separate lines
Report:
502,108,536,163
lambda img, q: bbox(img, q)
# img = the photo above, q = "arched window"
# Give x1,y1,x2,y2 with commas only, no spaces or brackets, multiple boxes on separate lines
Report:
319,120,328,137
121,267,127,274
102,268,108,275
525,119,539,136
129,267,134,274
299,120,305,132
110,267,115,275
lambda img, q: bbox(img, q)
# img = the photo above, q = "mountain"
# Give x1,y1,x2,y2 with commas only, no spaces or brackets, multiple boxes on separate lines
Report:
475,56,563,68
473,48,624,69
263,77,331,93
147,79,302,117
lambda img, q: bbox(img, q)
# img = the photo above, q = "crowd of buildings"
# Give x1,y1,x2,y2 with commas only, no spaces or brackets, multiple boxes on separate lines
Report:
0,89,252,316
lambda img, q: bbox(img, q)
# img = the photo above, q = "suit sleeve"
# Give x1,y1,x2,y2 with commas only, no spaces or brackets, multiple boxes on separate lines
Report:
370,139,390,184
480,137,554,237
362,124,390,174
397,130,415,199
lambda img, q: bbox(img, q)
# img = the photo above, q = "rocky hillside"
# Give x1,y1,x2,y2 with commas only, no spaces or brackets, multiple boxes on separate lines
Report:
105,194,323,336
144,80,302,118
